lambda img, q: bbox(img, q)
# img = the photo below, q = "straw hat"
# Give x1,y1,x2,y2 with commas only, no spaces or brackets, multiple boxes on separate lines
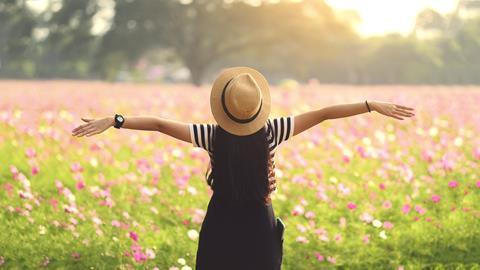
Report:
210,66,271,136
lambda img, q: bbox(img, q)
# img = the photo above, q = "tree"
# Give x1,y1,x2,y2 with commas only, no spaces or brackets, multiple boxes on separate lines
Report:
36,0,99,78
97,0,357,85
0,0,36,77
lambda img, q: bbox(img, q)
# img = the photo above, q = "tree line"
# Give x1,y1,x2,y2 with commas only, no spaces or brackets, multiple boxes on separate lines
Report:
1,0,480,85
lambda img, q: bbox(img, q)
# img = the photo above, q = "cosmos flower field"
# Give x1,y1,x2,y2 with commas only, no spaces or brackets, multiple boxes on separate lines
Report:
0,80,479,269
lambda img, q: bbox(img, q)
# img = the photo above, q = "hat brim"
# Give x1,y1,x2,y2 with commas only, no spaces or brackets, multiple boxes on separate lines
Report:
210,66,271,136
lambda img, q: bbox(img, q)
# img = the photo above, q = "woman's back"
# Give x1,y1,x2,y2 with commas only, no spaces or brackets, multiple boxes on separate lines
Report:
189,116,295,204
191,116,294,270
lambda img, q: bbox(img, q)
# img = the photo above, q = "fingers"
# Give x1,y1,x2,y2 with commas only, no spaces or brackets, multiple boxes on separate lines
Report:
394,109,415,117
389,112,404,120
74,125,96,137
76,127,96,137
81,117,94,123
71,127,84,136
394,104,414,111
72,118,95,135
86,129,103,137
72,124,87,134
72,124,90,136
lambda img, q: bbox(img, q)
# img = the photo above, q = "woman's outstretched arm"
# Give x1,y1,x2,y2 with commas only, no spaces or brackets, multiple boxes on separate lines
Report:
293,100,415,136
71,115,191,143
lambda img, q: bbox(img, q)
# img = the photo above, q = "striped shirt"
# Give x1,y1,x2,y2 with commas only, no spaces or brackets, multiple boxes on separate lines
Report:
189,116,295,193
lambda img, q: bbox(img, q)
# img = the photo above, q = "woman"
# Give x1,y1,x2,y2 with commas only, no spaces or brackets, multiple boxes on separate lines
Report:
71,66,415,270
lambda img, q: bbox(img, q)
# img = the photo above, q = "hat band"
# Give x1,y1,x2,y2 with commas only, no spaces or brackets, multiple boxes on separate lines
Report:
221,78,263,124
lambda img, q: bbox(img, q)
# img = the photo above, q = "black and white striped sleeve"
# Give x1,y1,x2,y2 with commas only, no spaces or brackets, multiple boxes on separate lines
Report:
189,123,215,154
267,115,295,151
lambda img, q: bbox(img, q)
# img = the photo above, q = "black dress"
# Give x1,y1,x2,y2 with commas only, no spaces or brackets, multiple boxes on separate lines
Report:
189,116,294,270
195,191,283,270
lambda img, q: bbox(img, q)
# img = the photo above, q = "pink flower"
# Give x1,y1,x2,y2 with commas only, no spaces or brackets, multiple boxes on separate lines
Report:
136,159,151,175
50,198,58,208
383,221,394,229
431,194,441,203
382,200,392,209
100,199,114,208
347,202,357,210
129,231,139,242
111,220,121,227
421,149,434,163
441,154,455,171
25,148,36,158
448,181,458,188
379,183,386,190
55,179,63,191
360,212,373,223
314,228,327,236
473,147,480,160
10,165,19,180
358,146,368,158
401,204,411,214
476,181,480,188
70,162,83,173
334,233,342,242
76,180,85,190
296,236,309,243
18,190,33,200
69,217,78,225
71,252,81,260
145,248,155,259
305,211,315,219
314,252,324,261
363,234,370,244
292,205,304,216
133,250,147,263
327,256,336,264
31,166,40,175
130,243,141,252
90,142,102,151
174,175,189,189
415,205,426,215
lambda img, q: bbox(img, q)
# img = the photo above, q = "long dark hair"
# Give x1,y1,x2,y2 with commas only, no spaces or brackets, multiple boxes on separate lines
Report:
205,125,270,204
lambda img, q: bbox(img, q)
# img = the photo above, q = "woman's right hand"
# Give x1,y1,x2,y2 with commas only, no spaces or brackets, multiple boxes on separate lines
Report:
370,101,415,120
71,117,114,137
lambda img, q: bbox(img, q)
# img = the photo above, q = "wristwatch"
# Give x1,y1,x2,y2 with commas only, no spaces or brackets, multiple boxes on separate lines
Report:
114,114,125,129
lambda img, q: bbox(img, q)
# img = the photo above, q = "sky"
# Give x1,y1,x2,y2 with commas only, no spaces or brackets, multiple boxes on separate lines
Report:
325,0,459,37
26,0,460,37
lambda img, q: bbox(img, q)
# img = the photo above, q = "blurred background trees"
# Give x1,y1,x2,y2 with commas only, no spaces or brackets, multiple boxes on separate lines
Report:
1,0,480,85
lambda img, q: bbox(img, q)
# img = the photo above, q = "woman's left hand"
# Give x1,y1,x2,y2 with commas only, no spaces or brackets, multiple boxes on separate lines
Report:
371,101,415,120
71,117,114,137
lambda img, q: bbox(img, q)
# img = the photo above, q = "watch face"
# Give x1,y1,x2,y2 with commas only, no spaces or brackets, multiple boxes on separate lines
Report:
116,116,124,122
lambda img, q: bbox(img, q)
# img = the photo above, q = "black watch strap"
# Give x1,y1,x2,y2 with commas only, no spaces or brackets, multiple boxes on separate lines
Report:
114,114,124,129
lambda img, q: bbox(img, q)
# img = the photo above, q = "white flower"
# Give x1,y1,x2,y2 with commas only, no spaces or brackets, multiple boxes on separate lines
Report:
372,219,382,228
181,266,192,270
187,229,199,241
39,225,47,235
92,217,102,225
187,186,197,196
177,258,186,265
379,230,387,239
